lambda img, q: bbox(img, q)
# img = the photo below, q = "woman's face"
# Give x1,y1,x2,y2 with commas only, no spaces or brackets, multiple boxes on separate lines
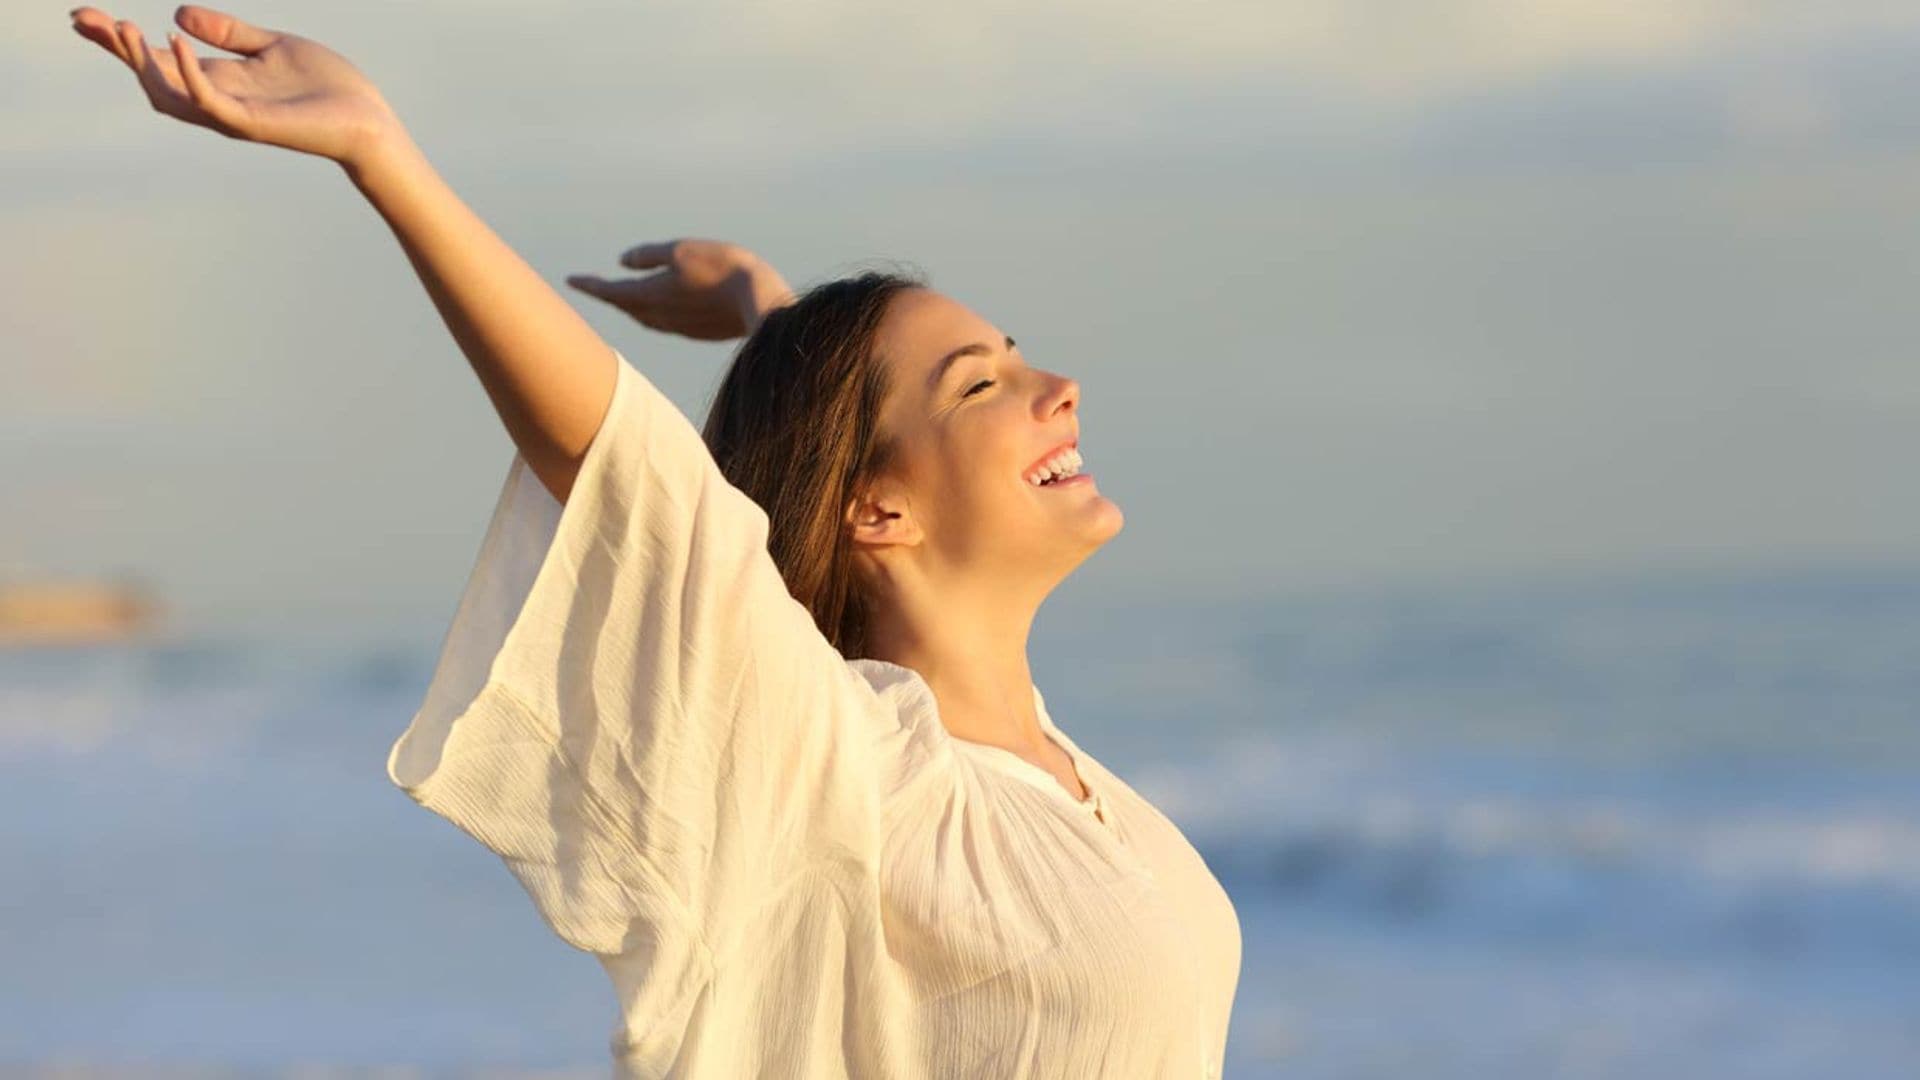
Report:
855,287,1124,589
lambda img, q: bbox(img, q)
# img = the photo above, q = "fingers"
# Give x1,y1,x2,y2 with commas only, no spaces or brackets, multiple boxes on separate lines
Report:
620,241,681,270
72,9,243,137
565,274,655,306
70,9,135,66
565,273,609,299
173,4,281,56
567,274,678,329
113,18,230,134
170,30,247,134
120,21,190,117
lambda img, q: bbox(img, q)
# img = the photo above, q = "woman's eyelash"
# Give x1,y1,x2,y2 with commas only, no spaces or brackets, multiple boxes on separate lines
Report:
964,379,995,397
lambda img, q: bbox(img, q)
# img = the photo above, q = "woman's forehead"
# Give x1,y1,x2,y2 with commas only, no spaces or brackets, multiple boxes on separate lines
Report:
880,289,1007,383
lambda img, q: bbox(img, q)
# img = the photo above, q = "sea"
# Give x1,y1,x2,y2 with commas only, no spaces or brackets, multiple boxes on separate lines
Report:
2,567,1916,1079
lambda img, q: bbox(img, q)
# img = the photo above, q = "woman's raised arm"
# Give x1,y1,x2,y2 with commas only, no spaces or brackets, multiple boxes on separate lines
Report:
72,5,615,503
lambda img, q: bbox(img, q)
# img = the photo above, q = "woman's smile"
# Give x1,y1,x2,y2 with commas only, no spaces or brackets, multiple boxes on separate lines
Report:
1034,471,1096,491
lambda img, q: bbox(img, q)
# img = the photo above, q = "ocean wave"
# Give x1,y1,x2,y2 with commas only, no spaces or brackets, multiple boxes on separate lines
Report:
1127,729,1920,960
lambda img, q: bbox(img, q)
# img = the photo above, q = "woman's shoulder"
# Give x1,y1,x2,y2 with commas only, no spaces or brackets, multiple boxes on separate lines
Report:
845,657,957,796
844,657,940,740
845,656,926,700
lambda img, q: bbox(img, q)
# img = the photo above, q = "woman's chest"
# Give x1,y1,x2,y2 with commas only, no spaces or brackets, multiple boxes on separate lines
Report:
877,760,1235,1013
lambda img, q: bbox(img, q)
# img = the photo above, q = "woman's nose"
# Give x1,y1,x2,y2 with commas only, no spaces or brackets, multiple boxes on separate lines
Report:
1046,373,1080,417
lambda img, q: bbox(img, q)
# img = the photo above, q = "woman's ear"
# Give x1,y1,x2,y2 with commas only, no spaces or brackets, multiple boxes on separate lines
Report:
845,483,923,550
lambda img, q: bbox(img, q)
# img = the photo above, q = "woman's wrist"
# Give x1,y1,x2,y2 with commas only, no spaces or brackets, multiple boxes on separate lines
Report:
337,114,423,198
738,258,795,332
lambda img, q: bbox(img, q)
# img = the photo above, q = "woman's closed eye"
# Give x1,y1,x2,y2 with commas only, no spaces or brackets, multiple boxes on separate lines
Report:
965,379,995,397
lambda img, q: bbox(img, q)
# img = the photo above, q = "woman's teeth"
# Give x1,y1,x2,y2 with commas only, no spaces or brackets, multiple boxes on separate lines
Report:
1027,446,1084,486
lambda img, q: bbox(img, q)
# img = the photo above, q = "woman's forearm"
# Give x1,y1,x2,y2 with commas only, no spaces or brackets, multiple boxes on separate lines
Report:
344,128,615,504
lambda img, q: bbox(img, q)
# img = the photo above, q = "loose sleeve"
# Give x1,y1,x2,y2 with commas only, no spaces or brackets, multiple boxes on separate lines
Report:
386,347,898,992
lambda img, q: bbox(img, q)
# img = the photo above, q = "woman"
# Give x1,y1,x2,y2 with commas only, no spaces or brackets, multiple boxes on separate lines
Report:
71,6,1242,1076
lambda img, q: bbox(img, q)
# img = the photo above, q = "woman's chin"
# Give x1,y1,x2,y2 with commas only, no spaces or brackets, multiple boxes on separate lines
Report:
1024,482,1123,547
1082,496,1124,544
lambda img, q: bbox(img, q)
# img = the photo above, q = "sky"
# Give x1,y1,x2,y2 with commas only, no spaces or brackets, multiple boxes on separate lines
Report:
7,0,1920,647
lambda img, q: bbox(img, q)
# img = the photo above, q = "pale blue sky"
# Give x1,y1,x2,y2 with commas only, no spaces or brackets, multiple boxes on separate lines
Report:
7,1,1920,646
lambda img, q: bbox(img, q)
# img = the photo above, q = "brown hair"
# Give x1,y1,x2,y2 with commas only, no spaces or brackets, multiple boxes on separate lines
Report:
701,269,928,659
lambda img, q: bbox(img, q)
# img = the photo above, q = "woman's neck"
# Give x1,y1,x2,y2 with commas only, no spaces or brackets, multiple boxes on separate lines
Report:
861,585,1048,752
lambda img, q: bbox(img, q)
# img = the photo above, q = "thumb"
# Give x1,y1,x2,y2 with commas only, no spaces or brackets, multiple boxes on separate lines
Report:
174,4,281,56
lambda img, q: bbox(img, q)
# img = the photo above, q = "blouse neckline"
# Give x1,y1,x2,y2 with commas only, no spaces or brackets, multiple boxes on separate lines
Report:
850,657,1108,822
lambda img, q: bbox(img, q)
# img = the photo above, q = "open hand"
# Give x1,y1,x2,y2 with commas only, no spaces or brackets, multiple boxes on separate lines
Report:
567,239,794,342
71,4,401,167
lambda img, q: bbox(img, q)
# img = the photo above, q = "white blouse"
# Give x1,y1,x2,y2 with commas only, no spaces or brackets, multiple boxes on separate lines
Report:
387,348,1242,1077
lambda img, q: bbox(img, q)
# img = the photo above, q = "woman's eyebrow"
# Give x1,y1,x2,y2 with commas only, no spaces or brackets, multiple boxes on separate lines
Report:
928,334,1017,392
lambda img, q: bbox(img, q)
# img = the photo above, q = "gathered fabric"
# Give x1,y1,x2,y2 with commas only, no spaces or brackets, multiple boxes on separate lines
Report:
387,348,1242,1078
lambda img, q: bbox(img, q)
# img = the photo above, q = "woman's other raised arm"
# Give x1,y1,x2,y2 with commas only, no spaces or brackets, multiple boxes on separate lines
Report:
566,238,796,341
72,5,615,504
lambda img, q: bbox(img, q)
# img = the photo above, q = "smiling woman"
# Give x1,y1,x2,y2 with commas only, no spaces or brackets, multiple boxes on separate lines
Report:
70,5,1240,1076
